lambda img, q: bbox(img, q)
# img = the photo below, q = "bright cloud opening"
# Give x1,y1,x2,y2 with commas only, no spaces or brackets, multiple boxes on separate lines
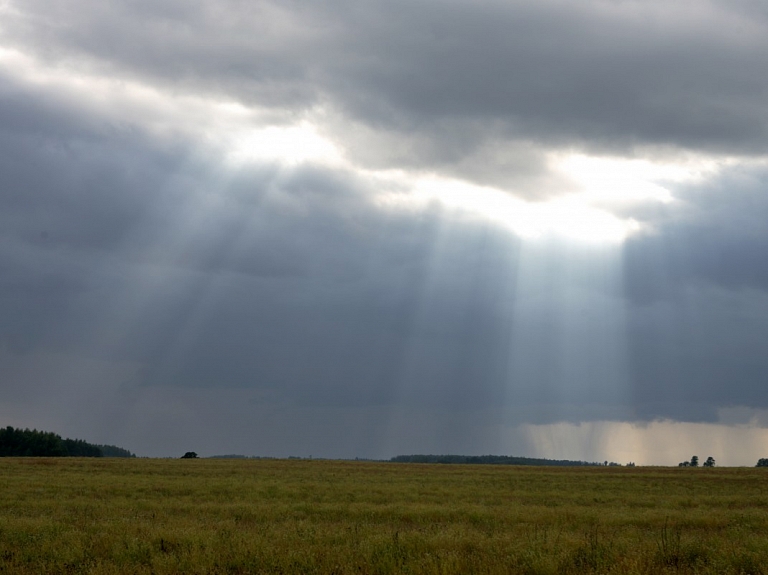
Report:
225,122,344,167
555,153,721,205
408,176,638,244
381,152,724,244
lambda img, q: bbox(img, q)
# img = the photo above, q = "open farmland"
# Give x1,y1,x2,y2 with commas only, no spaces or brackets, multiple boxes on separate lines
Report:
1,458,767,574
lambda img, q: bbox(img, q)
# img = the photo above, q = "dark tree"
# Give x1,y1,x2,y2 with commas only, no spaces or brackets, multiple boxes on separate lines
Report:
757,458,768,467
690,455,699,467
703,456,715,468
181,452,198,459
0,426,67,456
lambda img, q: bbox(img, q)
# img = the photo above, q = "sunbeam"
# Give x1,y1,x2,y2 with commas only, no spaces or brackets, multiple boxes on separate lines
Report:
504,238,631,432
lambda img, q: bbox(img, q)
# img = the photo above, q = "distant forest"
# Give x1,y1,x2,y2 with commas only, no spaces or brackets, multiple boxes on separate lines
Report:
391,454,600,466
0,426,135,458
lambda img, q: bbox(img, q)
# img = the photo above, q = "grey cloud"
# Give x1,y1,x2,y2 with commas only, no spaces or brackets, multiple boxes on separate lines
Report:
621,164,768,422
5,0,768,196
623,165,768,301
626,287,768,422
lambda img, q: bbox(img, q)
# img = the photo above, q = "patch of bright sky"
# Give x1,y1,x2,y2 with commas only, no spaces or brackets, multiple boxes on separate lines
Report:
394,153,727,244
406,176,638,244
521,419,768,466
555,153,722,205
225,121,345,166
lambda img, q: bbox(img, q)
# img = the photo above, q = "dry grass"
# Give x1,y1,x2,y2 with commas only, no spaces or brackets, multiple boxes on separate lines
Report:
1,458,767,573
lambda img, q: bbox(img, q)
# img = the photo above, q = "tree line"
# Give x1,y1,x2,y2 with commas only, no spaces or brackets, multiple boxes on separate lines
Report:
390,454,603,466
0,426,135,458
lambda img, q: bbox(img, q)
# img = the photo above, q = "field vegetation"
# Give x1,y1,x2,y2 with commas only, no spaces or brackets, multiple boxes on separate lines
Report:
1,458,767,574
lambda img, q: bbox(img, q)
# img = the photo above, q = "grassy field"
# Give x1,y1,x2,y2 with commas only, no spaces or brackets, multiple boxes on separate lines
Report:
1,458,767,574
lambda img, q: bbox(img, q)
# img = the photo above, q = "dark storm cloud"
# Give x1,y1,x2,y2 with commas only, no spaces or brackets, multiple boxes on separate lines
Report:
627,286,768,422
4,0,768,193
624,165,768,301
622,164,768,422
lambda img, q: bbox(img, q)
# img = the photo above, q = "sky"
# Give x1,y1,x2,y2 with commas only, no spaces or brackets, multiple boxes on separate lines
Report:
2,0,768,464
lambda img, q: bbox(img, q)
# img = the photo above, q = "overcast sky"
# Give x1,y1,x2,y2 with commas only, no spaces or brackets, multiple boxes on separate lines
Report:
2,0,768,464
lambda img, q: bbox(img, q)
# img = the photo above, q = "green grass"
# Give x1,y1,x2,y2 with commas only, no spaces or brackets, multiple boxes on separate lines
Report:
1,458,767,573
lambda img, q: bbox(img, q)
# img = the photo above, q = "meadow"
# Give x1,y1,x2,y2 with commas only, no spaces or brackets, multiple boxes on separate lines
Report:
1,458,767,574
